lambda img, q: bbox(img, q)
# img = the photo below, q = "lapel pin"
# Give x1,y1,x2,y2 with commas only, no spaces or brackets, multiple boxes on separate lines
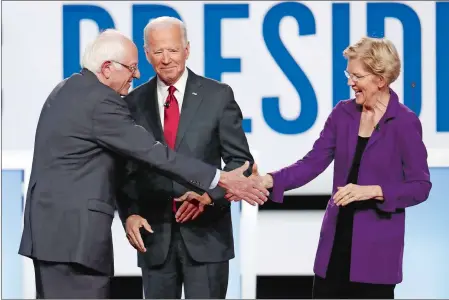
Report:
192,92,197,95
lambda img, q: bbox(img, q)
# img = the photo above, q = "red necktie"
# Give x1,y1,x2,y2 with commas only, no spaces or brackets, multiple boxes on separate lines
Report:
163,86,180,213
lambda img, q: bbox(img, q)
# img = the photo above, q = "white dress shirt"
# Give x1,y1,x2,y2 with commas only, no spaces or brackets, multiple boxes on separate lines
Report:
155,67,220,189
156,67,188,127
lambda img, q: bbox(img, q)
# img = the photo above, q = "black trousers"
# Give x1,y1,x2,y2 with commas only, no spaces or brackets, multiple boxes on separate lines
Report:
312,275,395,299
33,259,110,299
141,222,229,299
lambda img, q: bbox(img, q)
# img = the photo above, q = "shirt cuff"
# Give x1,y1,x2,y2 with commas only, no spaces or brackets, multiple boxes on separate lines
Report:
209,169,220,189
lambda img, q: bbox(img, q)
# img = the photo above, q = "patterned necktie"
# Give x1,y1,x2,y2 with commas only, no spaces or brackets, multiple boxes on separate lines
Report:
163,86,180,213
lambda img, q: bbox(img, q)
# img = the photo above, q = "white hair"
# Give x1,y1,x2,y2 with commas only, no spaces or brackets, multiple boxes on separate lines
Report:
81,29,128,73
143,16,188,48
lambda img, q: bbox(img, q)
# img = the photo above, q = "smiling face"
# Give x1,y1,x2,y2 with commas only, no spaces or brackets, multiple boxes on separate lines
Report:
343,37,401,108
145,24,190,86
346,58,386,107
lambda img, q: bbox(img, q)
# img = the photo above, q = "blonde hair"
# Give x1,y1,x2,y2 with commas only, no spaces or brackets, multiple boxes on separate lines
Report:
343,36,401,85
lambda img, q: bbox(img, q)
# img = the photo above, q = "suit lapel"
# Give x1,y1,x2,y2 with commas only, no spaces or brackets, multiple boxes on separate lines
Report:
141,78,165,143
175,70,204,150
347,112,360,172
364,89,399,153
345,103,386,171
341,100,361,172
342,89,400,167
363,119,385,153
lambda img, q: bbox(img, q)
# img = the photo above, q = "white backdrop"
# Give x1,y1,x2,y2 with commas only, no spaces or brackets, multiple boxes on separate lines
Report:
3,1,448,194
2,1,449,299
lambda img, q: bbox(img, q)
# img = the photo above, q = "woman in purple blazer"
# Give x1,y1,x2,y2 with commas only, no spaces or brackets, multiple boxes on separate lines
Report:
248,37,431,298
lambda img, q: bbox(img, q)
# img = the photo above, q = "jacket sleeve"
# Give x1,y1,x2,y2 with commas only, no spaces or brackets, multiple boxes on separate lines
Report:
207,85,254,207
92,92,217,192
269,102,341,203
376,113,432,213
115,158,142,226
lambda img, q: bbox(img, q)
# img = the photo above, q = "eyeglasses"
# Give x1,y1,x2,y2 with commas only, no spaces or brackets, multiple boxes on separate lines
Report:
344,70,371,82
111,60,138,74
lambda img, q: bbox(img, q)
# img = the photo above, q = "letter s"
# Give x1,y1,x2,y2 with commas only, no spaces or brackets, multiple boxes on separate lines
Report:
262,2,318,134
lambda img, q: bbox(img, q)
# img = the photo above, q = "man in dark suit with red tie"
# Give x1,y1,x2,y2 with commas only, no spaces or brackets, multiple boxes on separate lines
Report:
116,17,254,298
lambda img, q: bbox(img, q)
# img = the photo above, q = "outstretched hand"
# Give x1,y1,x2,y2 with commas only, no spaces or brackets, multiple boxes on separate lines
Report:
218,161,269,206
218,161,269,205
223,163,273,205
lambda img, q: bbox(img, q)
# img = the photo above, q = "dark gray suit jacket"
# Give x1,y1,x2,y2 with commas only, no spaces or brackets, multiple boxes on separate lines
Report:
18,69,217,276
116,69,253,268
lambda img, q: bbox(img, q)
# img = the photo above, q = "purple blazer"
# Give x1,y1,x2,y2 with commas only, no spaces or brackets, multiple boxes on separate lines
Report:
270,89,431,284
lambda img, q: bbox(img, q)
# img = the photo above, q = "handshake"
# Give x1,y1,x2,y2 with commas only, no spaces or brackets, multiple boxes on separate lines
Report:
175,161,274,206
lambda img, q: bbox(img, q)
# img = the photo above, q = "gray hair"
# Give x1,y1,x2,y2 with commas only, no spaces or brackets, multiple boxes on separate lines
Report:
143,17,188,48
81,29,127,73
